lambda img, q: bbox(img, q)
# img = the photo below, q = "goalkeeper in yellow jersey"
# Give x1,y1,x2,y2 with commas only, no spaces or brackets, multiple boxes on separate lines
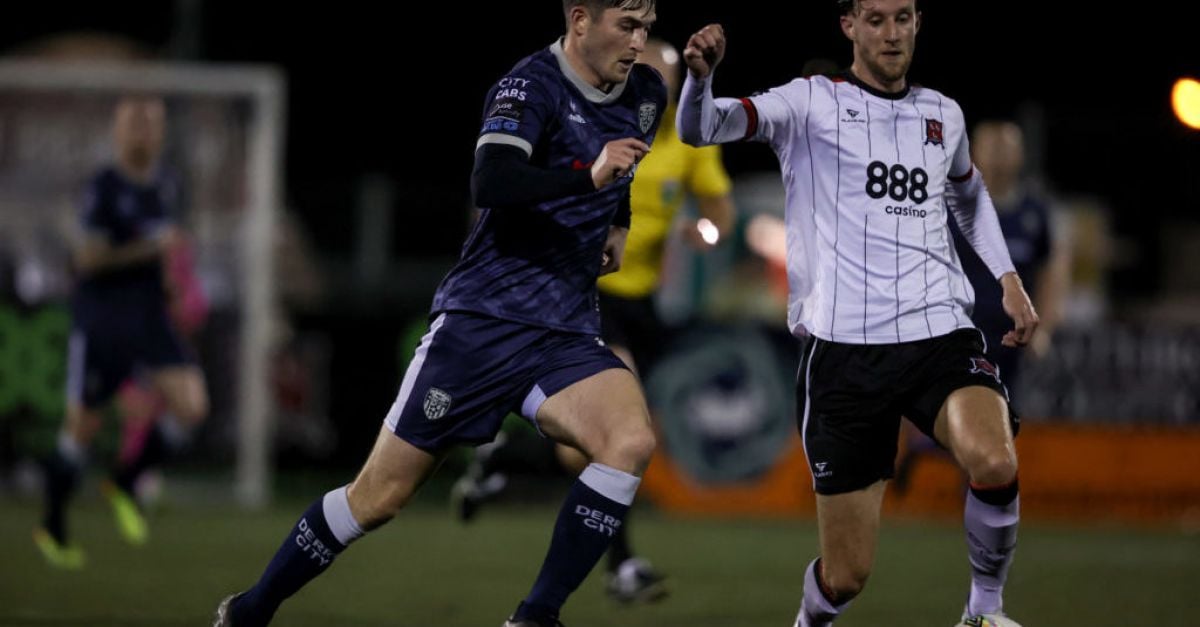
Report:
452,37,735,605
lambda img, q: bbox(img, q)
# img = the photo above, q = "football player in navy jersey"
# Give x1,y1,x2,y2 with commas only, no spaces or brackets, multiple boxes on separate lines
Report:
216,2,665,626
34,95,209,569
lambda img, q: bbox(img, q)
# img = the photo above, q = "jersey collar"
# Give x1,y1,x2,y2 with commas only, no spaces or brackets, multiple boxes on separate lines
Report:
550,38,628,105
838,69,911,101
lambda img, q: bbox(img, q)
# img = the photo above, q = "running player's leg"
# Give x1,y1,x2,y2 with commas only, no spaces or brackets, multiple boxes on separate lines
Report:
508,366,656,625
907,332,1019,619
796,482,886,627
225,427,440,626
792,337,902,626
36,328,124,567
222,313,530,626
934,386,1018,618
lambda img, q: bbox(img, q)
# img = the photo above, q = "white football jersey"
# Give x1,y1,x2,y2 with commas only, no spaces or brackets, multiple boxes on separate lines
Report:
745,74,979,344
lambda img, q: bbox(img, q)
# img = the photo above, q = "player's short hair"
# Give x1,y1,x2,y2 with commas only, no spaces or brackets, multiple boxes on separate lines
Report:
564,0,656,19
838,0,918,15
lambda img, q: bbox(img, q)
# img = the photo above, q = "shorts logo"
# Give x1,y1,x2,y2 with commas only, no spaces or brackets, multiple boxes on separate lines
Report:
813,461,832,478
969,357,1001,383
423,387,452,420
638,102,657,134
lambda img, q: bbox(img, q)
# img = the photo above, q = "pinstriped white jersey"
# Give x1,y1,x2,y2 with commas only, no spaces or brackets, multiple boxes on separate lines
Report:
746,74,978,344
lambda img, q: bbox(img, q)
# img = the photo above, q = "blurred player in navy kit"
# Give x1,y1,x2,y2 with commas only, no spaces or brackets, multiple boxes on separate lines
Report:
34,95,209,569
215,2,665,626
952,120,1066,385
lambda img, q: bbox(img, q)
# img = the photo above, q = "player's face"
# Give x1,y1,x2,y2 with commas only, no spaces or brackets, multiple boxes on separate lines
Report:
841,0,920,89
114,97,166,164
580,7,656,87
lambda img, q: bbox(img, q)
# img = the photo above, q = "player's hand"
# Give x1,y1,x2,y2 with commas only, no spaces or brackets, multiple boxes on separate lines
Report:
999,272,1039,348
599,226,628,276
591,138,650,189
683,24,726,79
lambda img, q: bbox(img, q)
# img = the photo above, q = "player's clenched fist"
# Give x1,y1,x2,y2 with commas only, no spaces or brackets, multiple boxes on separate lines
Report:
683,24,726,79
591,137,650,189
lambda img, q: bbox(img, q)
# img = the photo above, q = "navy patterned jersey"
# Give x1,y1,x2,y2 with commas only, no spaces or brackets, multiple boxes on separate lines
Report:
73,166,178,314
431,39,667,335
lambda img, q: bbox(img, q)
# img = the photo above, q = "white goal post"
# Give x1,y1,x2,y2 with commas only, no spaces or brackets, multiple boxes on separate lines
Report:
0,60,286,508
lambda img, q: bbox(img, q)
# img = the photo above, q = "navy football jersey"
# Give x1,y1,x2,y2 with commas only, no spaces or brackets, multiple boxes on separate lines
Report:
73,166,178,313
952,188,1052,343
431,39,667,334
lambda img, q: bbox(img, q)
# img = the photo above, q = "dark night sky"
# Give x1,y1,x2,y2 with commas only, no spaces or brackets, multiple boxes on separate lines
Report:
3,2,1199,294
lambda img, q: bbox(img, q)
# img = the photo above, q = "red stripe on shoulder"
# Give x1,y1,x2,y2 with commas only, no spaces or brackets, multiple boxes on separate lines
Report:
740,97,759,141
948,165,974,183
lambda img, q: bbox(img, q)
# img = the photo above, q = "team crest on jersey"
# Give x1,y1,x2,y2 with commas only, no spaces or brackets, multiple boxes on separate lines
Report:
924,118,945,146
968,357,1001,383
638,102,657,133
423,387,452,420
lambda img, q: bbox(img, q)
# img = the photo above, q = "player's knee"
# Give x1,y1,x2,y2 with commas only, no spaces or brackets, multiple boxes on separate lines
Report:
822,560,871,602
599,422,656,474
967,448,1017,486
347,482,412,530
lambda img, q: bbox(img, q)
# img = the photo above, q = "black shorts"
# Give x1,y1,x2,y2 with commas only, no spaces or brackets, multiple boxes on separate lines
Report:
796,328,1014,495
598,291,665,376
68,306,193,409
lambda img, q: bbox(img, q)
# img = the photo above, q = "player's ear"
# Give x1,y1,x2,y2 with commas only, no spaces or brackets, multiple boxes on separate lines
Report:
569,6,591,37
839,14,855,41
914,11,922,34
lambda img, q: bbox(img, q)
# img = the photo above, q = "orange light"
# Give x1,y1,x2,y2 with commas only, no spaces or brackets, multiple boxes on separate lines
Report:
1172,78,1200,130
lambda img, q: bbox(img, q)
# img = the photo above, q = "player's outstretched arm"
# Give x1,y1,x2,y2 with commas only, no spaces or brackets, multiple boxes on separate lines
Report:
676,24,751,147
682,24,726,80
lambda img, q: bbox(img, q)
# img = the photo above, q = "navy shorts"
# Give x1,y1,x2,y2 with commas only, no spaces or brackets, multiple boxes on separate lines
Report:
797,328,1014,495
68,306,193,409
384,312,628,452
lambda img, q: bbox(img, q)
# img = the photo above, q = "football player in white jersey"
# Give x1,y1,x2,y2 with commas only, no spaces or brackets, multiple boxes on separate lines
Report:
676,1,1038,625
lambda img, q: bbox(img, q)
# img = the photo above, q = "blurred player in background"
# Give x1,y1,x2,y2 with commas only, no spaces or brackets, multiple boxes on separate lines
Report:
109,231,210,517
678,0,1036,624
451,36,735,605
35,95,210,569
215,1,665,625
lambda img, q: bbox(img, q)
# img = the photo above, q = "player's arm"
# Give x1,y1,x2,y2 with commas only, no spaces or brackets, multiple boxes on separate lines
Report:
471,145,594,208
73,185,175,276
945,133,1038,348
75,228,177,276
472,138,650,209
677,24,796,148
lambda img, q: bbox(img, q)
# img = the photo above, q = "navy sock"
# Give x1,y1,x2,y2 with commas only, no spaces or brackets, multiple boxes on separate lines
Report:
514,464,638,623
42,450,81,544
605,517,633,573
231,494,352,626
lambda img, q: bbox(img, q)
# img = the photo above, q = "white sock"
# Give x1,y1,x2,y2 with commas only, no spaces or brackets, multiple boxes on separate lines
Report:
964,488,1019,615
794,558,850,627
